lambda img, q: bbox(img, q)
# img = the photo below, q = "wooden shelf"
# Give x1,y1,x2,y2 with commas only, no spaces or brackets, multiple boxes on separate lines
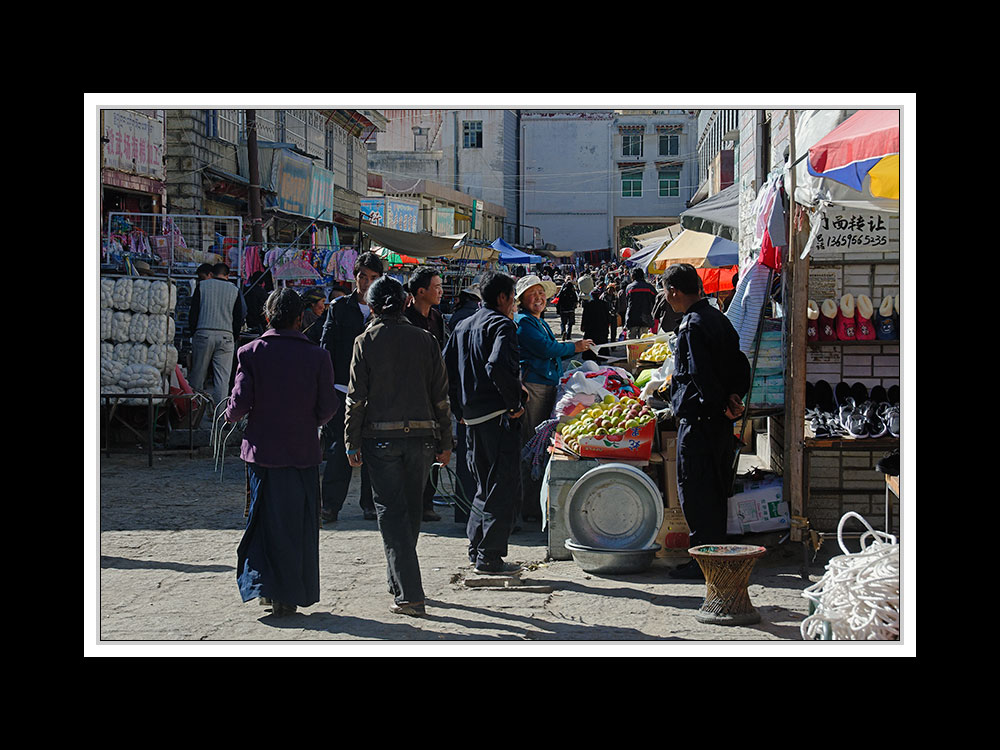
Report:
803,436,898,451
808,339,899,347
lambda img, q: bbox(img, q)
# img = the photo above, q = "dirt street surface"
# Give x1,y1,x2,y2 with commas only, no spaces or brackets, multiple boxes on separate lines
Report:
89,444,868,654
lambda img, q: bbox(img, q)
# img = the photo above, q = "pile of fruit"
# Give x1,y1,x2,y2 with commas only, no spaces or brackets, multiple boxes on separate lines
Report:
556,394,656,453
638,335,671,363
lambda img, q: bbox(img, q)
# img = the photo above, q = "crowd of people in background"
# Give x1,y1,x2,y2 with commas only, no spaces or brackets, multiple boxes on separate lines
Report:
199,252,739,617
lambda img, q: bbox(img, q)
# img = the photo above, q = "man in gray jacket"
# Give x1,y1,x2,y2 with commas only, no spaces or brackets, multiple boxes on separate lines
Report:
188,263,244,408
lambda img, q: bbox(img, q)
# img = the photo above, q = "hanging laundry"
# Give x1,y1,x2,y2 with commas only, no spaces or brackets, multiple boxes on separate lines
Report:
726,261,773,354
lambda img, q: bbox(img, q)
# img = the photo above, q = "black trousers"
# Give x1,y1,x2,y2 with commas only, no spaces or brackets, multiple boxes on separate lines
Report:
363,436,436,605
676,417,737,548
466,413,522,566
453,421,476,524
321,393,374,516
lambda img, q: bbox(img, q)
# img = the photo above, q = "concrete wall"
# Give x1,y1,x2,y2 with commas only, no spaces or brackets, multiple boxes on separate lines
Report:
521,110,614,253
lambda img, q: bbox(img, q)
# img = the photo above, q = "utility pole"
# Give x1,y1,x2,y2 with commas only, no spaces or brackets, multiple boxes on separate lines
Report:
246,110,265,245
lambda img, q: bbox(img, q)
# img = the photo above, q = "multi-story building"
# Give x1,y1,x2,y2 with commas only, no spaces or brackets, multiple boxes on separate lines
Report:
100,109,167,220
519,109,699,259
366,109,520,244
160,108,386,245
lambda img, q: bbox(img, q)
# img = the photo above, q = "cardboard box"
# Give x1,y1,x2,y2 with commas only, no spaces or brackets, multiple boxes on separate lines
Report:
726,475,789,535
658,431,679,509
655,507,690,558
576,419,655,461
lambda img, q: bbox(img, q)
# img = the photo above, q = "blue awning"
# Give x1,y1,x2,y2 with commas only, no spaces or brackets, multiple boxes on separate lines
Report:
491,237,544,264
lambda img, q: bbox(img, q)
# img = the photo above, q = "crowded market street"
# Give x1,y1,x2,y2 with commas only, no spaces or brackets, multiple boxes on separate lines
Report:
90,100,912,654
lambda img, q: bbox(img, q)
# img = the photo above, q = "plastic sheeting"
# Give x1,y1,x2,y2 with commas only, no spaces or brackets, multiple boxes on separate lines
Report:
679,183,740,241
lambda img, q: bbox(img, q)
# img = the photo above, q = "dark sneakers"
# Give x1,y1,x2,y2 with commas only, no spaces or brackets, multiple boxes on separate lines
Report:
474,560,521,575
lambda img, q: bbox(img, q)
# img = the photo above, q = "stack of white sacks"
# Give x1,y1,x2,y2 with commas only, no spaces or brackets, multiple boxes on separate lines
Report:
100,277,178,404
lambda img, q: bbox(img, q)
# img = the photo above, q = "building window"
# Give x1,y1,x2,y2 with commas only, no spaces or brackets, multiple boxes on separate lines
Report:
658,170,680,197
622,170,643,198
622,134,643,157
463,121,483,148
659,133,679,157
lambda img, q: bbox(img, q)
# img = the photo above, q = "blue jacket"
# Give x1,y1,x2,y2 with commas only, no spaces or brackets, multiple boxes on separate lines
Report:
443,306,523,423
514,311,576,386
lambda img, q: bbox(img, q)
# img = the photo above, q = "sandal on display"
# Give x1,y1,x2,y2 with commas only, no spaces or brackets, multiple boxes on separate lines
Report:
807,300,820,343
836,294,857,340
856,294,876,340
818,300,838,341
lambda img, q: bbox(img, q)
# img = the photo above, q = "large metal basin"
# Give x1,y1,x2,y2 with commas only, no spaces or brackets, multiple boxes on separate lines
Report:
564,463,664,550
564,539,661,574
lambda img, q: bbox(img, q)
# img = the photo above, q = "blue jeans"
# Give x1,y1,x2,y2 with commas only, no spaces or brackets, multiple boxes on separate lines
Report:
363,435,436,605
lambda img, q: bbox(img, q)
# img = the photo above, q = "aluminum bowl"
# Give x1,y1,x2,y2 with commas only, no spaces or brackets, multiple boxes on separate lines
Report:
564,539,661,575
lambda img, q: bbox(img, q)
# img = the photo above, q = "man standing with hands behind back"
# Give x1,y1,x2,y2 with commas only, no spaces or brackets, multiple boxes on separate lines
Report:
661,263,749,580
443,271,525,575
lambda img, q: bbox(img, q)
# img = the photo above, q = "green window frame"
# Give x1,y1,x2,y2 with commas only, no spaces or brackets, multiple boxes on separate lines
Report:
658,170,680,197
622,170,643,197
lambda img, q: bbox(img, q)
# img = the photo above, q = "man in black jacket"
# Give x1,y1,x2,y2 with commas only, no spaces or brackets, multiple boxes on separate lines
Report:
318,251,384,523
443,271,525,575
555,279,578,341
662,263,748,580
623,267,657,338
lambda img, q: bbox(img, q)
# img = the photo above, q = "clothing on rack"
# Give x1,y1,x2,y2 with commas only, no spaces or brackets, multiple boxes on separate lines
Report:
725,261,772,354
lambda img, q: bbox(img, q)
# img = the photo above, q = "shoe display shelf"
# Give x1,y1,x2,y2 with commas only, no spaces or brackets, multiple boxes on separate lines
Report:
798,257,900,578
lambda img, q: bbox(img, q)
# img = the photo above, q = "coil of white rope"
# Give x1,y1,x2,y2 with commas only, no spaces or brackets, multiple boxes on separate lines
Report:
800,512,900,641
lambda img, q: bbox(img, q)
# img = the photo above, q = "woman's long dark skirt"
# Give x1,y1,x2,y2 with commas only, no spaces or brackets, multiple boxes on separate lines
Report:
237,463,321,607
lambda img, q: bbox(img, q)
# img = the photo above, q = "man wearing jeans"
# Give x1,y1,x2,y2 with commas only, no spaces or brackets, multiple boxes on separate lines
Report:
188,263,244,409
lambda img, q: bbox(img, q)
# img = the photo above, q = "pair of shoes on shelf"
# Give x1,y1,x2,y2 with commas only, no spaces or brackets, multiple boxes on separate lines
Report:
668,560,704,580
834,382,899,439
474,560,521,575
389,600,426,617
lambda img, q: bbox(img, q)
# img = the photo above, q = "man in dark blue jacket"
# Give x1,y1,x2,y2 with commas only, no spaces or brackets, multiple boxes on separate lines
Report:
662,263,748,580
318,251,383,523
443,271,525,575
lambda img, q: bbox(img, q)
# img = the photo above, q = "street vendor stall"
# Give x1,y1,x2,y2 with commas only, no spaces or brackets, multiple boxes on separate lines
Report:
781,109,901,574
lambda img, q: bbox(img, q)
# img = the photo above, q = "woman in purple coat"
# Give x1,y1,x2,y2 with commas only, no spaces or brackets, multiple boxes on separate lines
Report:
225,288,339,617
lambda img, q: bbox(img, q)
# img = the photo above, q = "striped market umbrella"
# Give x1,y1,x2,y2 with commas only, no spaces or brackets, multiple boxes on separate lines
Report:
807,109,899,200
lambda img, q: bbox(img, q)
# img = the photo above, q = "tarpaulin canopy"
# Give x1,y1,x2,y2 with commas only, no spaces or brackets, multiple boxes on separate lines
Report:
679,184,739,241
652,229,740,269
627,224,685,274
491,237,544,264
360,220,474,259
698,266,737,295
807,109,899,199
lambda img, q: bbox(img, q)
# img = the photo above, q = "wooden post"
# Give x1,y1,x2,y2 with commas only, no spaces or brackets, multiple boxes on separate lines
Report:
246,110,265,246
784,110,808,542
